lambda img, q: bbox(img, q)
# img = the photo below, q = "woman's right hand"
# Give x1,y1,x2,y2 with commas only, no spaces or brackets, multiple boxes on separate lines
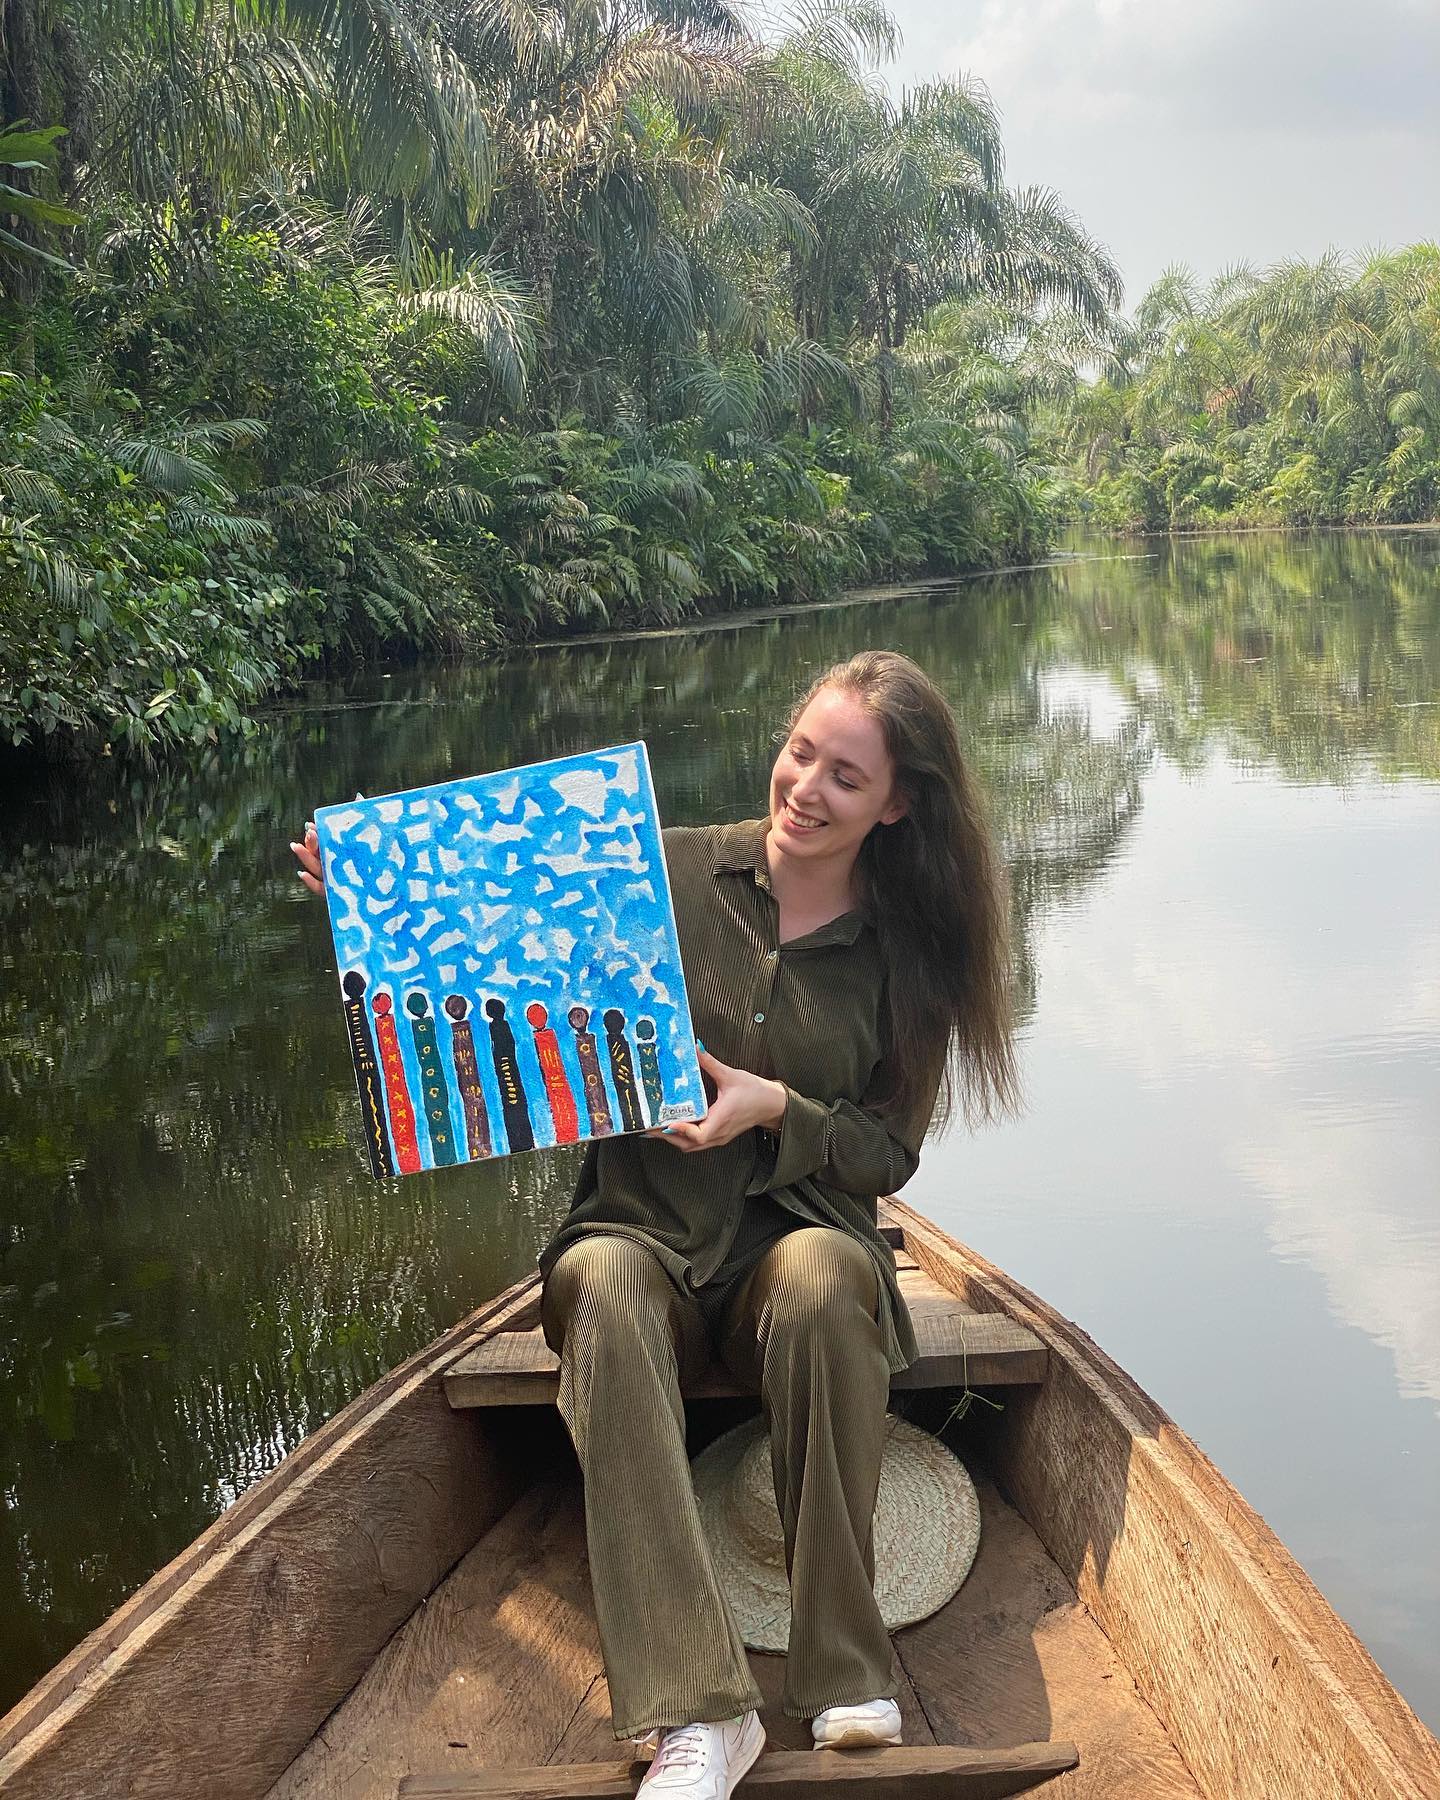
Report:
290,822,324,896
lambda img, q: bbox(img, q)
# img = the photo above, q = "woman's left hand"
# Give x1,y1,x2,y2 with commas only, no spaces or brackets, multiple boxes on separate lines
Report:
646,1049,786,1152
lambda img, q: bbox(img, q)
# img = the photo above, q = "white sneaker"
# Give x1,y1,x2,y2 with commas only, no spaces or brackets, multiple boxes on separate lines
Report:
810,1696,903,1748
638,1711,765,1796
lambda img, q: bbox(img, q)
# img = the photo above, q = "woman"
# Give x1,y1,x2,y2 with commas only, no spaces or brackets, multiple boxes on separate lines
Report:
293,649,1018,1799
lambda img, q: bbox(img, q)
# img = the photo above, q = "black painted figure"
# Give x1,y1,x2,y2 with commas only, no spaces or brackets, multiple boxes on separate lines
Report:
485,997,534,1153
341,971,395,1178
567,1005,614,1137
634,1016,665,1125
406,992,460,1166
602,1007,645,1134
444,994,493,1160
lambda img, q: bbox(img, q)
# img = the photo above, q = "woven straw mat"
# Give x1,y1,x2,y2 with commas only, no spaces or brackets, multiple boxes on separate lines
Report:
691,1411,981,1653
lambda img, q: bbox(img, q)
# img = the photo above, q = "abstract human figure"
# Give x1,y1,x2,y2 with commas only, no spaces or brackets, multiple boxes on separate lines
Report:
341,971,395,1178
406,991,459,1167
603,1007,645,1134
371,991,422,1174
525,1002,580,1145
443,995,493,1161
567,1005,614,1137
484,998,534,1153
634,1017,665,1125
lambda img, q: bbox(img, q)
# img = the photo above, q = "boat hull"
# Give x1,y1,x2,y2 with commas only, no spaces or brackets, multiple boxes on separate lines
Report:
1,1202,1435,1800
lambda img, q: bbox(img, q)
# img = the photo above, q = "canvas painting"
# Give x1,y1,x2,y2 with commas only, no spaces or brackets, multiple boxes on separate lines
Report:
315,743,705,1178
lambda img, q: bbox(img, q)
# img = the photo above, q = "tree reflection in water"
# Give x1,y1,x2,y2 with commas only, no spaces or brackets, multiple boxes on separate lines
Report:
1,527,1435,1707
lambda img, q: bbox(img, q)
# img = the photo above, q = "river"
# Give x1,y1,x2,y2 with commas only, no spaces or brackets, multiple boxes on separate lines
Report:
2,528,1437,1728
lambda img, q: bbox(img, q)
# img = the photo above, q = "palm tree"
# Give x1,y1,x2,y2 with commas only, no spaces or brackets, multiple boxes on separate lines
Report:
753,27,1118,431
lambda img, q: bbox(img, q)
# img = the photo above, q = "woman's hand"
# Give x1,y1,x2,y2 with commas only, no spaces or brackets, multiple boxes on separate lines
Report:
290,822,324,896
646,1049,786,1153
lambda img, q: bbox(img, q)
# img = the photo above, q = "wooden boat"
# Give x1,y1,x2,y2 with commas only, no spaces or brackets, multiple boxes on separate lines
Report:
2,1195,1437,1800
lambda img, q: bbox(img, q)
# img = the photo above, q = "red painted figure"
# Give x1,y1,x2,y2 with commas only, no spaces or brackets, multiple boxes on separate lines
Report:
371,991,422,1174
525,1002,581,1145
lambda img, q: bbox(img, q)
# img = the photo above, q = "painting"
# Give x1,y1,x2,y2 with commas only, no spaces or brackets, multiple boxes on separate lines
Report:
315,743,705,1178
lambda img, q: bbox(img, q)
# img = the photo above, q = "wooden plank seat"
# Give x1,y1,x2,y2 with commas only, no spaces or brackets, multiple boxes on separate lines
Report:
444,1235,1048,1409
400,1740,1080,1798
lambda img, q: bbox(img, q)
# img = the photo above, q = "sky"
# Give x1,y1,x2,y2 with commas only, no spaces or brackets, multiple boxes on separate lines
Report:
874,0,1439,310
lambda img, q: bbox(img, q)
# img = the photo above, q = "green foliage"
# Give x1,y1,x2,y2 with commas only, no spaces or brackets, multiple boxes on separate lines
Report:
0,0,1122,759
0,123,82,273
0,369,306,752
1057,249,1440,531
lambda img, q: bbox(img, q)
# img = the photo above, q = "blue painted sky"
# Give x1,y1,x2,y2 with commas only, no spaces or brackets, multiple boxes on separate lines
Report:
316,743,702,1168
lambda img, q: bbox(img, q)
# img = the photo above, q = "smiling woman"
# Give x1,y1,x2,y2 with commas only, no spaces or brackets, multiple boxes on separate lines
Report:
769,688,910,876
772,651,1023,1133
530,648,1023,1789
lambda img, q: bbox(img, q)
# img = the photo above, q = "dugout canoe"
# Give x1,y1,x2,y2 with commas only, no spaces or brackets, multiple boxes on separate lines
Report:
2,1195,1437,1800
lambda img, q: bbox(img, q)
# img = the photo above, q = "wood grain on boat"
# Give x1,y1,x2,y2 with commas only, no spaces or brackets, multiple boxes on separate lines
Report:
542,1630,937,1763
3,1199,1436,1800
0,1276,545,1800
266,1470,601,1800
269,1410,1199,1799
885,1197,1440,1800
444,1265,1048,1406
893,1472,1200,1799
398,1741,1080,1798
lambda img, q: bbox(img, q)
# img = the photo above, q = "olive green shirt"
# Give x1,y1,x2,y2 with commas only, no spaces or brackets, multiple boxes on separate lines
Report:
537,817,941,1374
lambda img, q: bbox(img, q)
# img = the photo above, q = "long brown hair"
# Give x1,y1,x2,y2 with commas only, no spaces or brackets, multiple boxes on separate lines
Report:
783,650,1021,1133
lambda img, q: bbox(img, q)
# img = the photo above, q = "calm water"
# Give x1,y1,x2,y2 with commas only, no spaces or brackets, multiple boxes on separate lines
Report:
2,530,1437,1727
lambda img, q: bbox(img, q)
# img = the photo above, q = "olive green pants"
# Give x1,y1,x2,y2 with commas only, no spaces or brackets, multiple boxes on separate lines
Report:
540,1226,897,1739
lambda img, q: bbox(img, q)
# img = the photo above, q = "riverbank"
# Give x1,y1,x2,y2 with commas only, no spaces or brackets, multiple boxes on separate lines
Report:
1095,519,1440,540
1054,249,1440,539
2,178,1090,768
514,553,1138,652
0,442,1054,769
1,351,1058,769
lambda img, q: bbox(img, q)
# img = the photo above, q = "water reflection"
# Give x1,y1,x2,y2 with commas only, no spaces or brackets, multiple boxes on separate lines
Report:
1,528,1437,1717
905,754,1440,1717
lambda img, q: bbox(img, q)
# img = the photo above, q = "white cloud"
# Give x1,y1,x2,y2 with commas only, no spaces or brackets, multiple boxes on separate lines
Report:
1243,1113,1440,1407
932,0,1437,136
877,0,1439,303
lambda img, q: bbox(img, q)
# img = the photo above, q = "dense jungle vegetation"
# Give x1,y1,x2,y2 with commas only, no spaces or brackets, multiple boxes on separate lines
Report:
1057,250,1440,532
5,0,1434,763
0,0,1123,756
